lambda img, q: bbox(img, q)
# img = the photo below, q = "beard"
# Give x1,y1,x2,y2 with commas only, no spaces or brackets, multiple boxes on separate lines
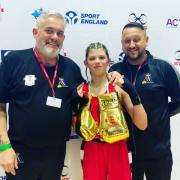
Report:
36,40,62,58
126,49,145,62
43,45,61,58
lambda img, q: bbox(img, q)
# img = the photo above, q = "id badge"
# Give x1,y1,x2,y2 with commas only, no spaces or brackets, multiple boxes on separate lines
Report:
46,96,62,108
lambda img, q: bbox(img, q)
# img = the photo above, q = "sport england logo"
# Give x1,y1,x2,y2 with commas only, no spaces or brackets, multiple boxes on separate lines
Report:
129,13,147,28
65,11,78,24
65,10,108,25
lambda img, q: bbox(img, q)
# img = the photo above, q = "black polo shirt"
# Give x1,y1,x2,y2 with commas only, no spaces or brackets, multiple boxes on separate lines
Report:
0,48,84,148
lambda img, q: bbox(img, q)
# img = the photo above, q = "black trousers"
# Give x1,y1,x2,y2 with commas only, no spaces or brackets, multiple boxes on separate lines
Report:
6,143,66,180
132,152,173,180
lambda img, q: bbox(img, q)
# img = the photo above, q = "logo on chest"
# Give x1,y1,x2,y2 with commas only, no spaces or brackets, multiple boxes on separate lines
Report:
142,73,153,84
57,78,68,88
23,75,37,86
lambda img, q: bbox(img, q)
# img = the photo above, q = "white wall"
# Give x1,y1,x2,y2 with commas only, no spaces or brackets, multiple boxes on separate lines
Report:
0,0,179,180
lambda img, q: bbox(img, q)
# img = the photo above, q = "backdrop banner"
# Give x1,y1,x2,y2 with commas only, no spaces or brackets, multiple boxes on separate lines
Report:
0,1,179,180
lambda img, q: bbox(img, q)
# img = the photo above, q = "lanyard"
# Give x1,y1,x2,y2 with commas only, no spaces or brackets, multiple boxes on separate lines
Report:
132,63,142,87
33,48,58,97
131,54,148,86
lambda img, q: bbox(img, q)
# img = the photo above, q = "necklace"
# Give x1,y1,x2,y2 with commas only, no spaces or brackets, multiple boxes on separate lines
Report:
89,80,109,96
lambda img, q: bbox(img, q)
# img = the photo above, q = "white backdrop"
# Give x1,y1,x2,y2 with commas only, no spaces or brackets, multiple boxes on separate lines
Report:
0,0,179,180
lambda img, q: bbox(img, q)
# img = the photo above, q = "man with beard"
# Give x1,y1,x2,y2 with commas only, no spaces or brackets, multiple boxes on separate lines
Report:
0,11,85,180
110,22,180,180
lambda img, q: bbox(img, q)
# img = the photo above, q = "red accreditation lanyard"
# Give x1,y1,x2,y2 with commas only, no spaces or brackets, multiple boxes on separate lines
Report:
132,63,142,87
131,55,147,86
33,48,58,97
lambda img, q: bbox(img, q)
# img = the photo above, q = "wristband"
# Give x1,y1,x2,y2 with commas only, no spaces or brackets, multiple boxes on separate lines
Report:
0,143,12,152
122,77,141,105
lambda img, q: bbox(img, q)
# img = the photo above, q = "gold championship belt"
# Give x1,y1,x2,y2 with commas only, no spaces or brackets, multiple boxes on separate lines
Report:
79,92,129,143
79,96,98,141
98,92,129,143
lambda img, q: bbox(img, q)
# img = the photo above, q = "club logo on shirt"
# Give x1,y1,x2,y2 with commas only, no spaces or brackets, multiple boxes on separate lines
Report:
57,78,67,88
23,75,37,86
142,73,153,84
